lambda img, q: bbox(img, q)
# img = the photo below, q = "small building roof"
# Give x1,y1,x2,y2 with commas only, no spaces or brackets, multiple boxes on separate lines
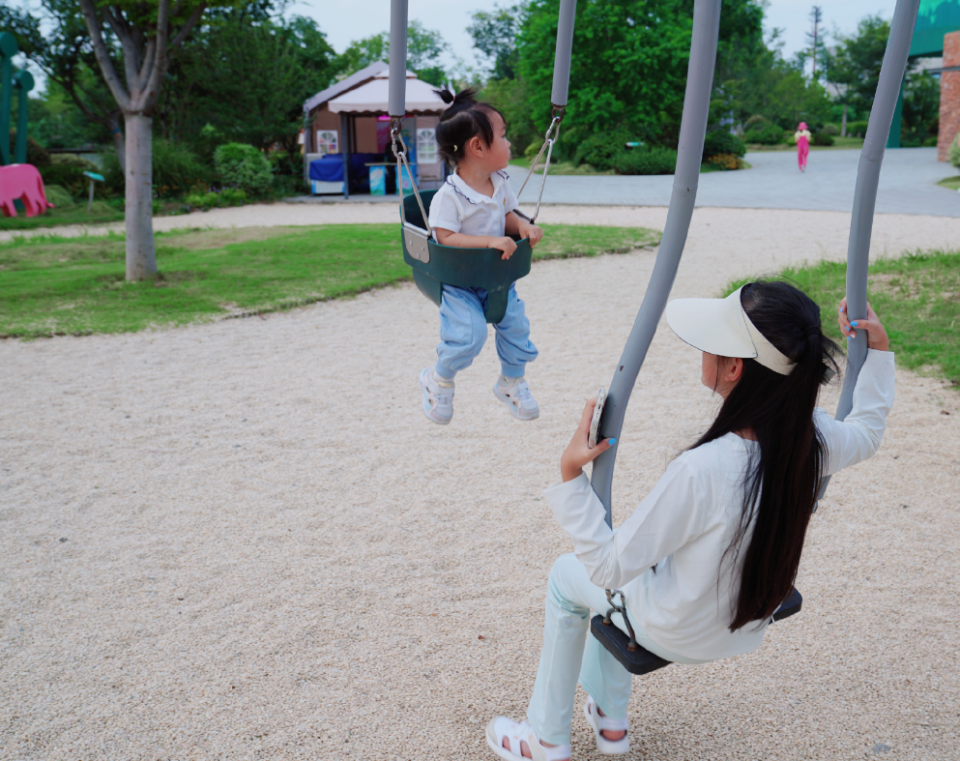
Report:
304,61,419,114
327,73,446,115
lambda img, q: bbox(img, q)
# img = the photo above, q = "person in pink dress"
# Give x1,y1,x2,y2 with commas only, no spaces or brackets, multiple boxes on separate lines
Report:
794,122,812,172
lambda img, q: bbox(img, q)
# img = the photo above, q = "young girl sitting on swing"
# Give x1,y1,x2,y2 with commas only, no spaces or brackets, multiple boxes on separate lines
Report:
487,281,895,761
419,87,544,425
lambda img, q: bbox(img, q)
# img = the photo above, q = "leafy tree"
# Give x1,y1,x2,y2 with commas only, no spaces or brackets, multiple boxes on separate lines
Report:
827,15,890,121
158,11,338,161
467,3,522,81
340,20,449,85
2,1,128,163
901,69,940,147
65,0,230,280
517,0,693,149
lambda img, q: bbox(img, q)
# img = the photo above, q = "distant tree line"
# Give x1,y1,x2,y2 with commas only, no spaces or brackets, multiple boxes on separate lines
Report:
1,0,943,170
467,1,942,158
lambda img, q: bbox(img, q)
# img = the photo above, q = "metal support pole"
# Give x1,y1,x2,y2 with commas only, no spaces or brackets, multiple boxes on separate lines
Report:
340,113,350,200
819,0,920,497
0,32,17,167
13,70,34,165
590,0,722,528
388,0,408,119
551,0,577,108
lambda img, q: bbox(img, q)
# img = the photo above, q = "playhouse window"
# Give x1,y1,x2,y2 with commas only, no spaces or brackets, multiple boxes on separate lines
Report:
316,130,339,155
417,128,438,163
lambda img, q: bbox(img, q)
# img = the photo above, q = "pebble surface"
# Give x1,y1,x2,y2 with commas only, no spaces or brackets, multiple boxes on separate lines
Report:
2,205,958,760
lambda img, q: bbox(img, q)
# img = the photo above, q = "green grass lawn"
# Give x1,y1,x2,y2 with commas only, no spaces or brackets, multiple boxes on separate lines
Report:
937,175,960,192
0,199,125,231
0,223,660,338
730,249,960,389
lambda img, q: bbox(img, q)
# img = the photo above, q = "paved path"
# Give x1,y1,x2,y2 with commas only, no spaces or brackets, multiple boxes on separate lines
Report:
504,147,960,216
284,147,959,217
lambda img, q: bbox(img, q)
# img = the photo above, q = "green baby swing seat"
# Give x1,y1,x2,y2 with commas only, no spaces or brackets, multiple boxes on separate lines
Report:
400,190,533,325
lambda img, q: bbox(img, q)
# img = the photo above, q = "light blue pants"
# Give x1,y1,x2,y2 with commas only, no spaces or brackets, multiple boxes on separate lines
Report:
434,284,538,380
527,554,705,745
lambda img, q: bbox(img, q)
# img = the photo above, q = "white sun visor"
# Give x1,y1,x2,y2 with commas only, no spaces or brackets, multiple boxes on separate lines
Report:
665,286,795,375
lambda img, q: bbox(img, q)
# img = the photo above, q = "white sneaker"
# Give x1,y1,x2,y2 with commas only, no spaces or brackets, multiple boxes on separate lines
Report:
420,368,454,424
493,376,540,421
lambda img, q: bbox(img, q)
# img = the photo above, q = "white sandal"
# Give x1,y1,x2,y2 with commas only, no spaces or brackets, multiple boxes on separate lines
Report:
485,717,571,761
583,697,630,755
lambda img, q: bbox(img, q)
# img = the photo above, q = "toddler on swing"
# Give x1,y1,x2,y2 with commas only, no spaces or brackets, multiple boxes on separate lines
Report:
419,87,544,425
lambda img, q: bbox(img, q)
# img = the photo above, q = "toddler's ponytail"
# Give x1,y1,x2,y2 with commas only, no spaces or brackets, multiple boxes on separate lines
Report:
432,86,503,166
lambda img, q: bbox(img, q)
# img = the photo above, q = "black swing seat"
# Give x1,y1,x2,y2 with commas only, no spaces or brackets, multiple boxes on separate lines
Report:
590,587,803,676
400,189,533,325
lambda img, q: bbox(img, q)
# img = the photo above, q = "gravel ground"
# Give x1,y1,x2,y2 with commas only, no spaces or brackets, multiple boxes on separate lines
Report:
1,206,959,761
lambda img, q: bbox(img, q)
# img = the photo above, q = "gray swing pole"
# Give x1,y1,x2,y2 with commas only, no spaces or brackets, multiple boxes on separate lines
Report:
591,0,722,528
551,0,577,110
819,0,920,497
388,0,408,120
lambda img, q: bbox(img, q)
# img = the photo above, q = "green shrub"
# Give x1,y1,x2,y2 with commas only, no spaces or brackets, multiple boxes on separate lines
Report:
612,146,677,175
39,154,101,197
195,123,225,165
950,133,960,169
706,153,743,171
43,184,75,207
743,122,784,145
573,129,633,171
922,135,939,148
744,114,769,129
101,140,213,198
214,142,273,195
813,132,835,146
152,139,214,198
703,130,746,160
184,187,248,211
821,123,840,136
220,187,248,205
846,120,869,137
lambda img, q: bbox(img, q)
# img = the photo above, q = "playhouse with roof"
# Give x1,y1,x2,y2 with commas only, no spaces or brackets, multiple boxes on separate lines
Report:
302,61,447,198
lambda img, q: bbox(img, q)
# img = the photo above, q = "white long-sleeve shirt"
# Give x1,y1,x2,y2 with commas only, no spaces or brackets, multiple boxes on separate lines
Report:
544,349,896,661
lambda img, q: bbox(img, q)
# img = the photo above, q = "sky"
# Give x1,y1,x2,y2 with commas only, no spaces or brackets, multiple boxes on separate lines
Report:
296,0,900,73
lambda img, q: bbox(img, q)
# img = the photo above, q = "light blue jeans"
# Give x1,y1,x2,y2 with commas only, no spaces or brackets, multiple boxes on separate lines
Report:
434,284,538,379
527,554,706,745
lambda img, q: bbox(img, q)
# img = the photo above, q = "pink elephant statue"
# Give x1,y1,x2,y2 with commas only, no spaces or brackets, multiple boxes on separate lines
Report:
0,163,55,217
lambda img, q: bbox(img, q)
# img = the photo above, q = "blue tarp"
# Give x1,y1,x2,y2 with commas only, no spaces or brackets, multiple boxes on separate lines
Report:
309,153,382,185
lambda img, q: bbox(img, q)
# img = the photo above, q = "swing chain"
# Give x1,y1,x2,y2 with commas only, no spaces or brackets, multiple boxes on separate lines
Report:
391,117,433,238
602,588,640,652
516,110,564,224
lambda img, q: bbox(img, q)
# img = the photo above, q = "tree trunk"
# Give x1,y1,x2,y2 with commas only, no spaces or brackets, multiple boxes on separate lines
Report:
841,103,848,137
125,113,157,280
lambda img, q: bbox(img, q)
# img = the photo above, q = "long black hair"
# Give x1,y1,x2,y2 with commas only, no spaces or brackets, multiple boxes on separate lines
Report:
432,86,504,165
690,281,841,631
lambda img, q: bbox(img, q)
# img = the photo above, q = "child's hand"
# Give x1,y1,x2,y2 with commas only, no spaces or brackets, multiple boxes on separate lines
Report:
838,298,889,351
521,223,544,247
560,397,616,482
490,236,518,260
